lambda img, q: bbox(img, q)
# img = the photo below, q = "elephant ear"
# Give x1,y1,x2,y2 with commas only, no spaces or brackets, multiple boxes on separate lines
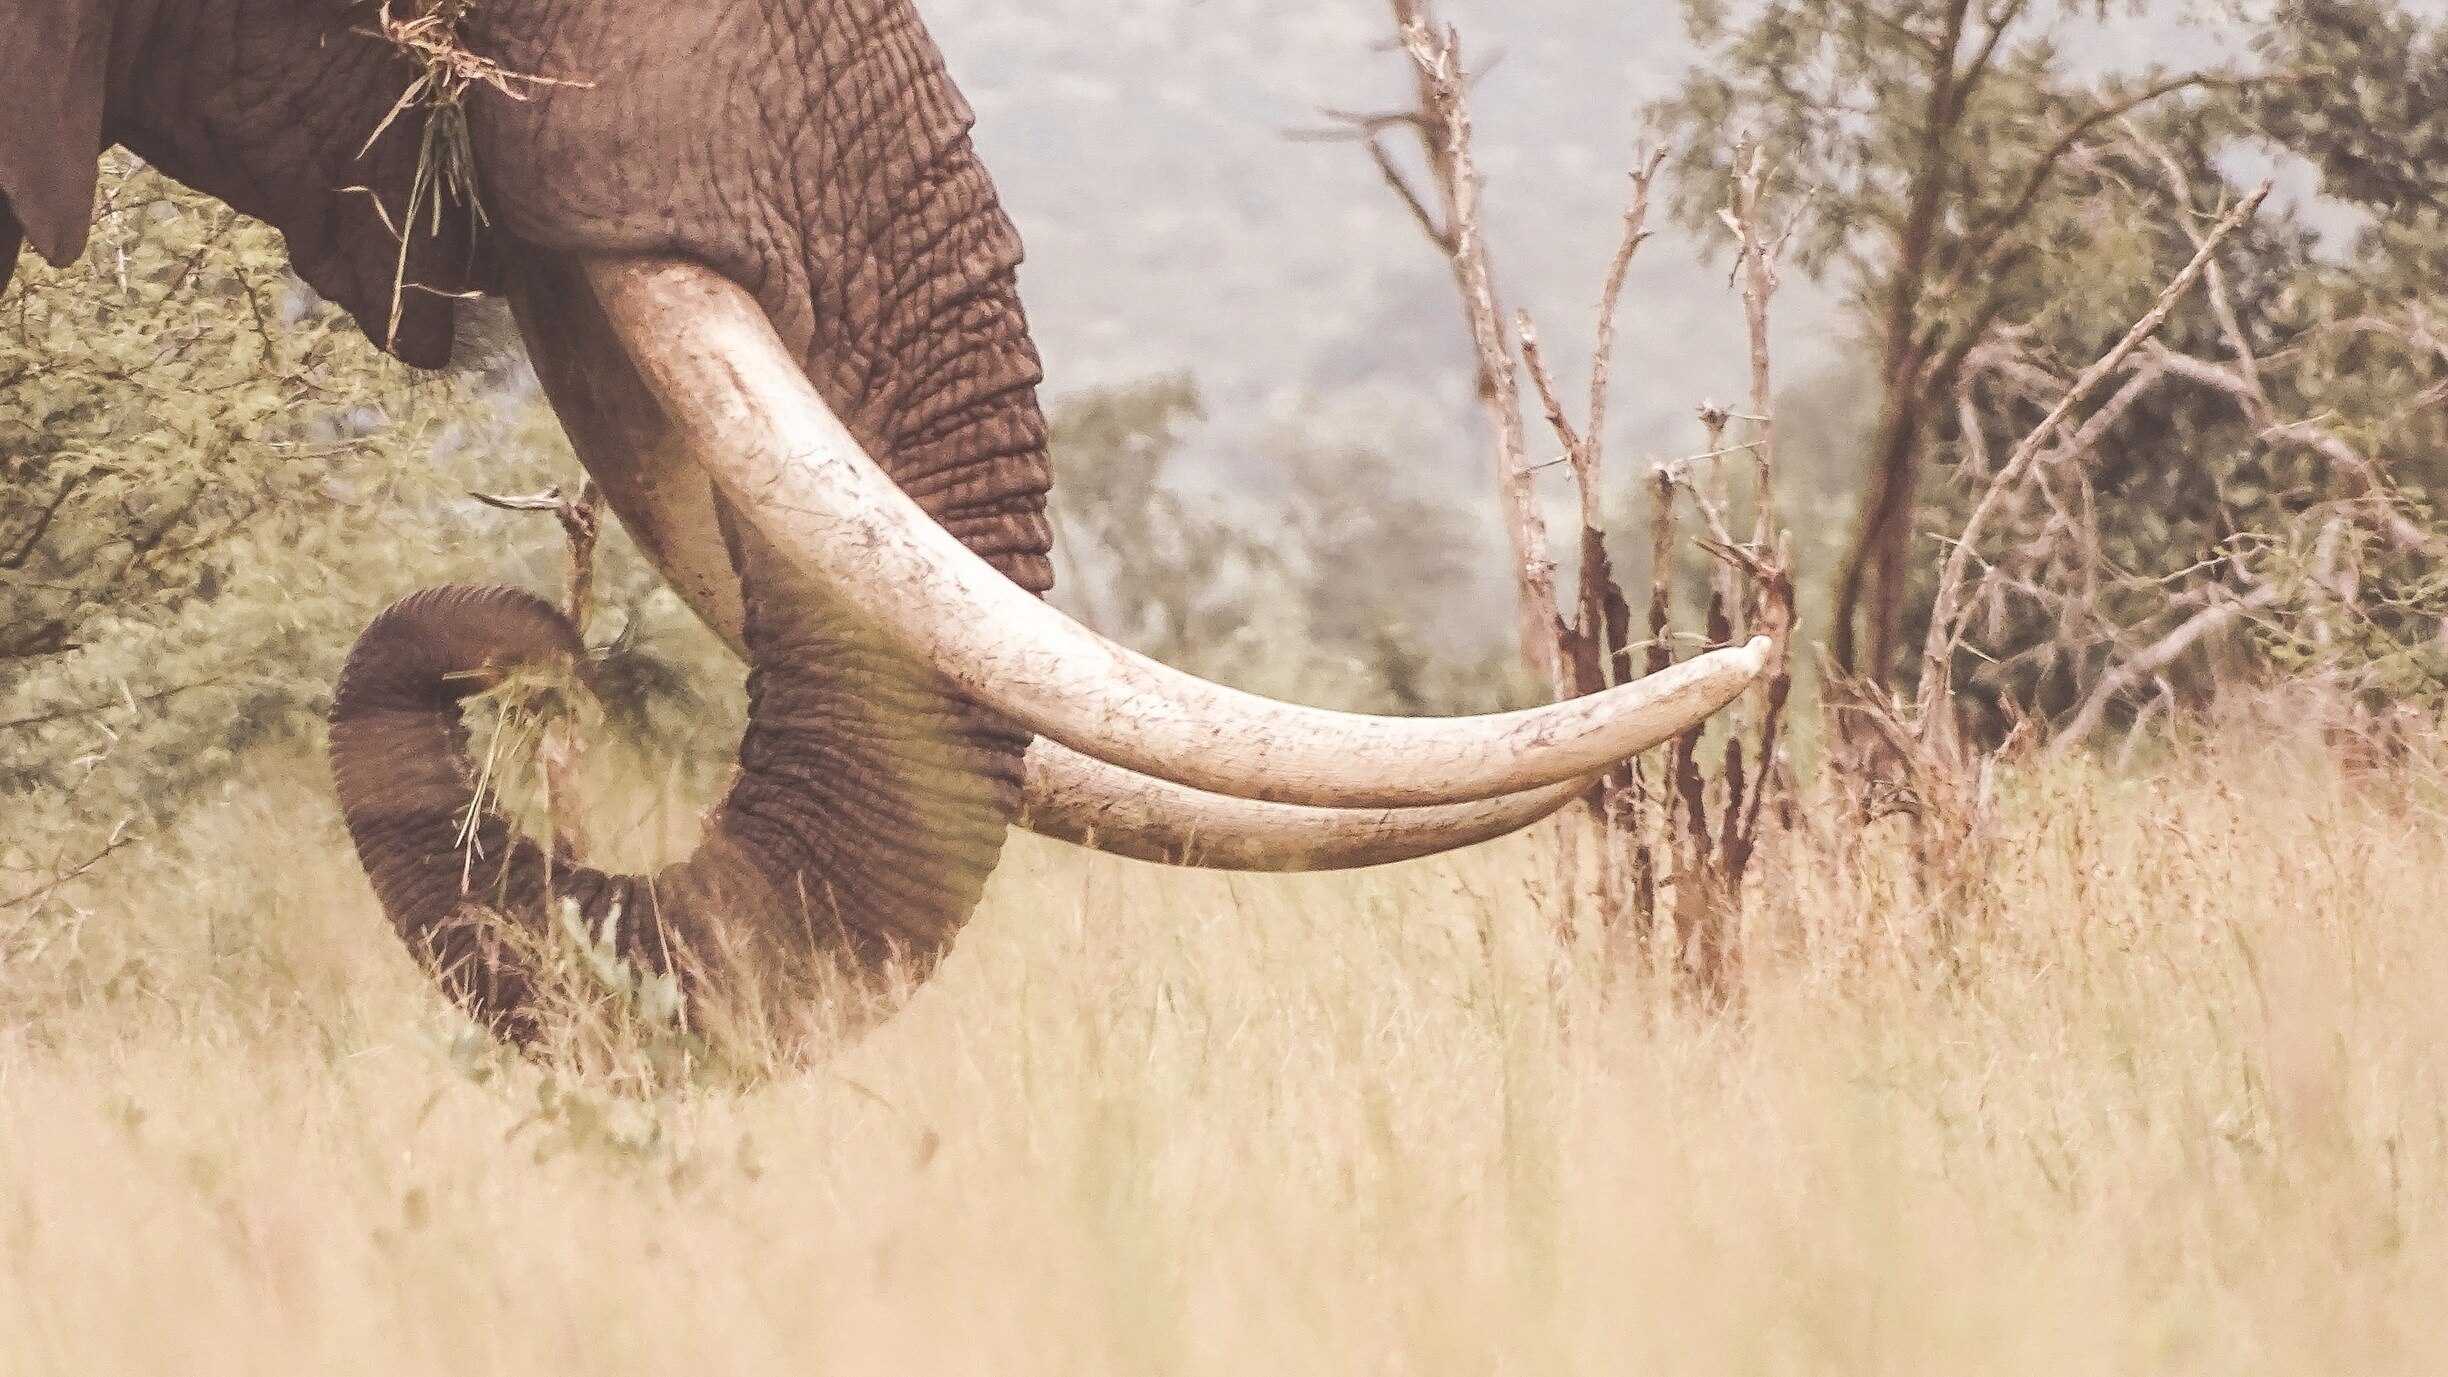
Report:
0,0,113,294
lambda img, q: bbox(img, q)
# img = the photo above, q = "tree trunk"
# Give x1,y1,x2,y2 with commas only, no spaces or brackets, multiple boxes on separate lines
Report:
1834,391,1930,681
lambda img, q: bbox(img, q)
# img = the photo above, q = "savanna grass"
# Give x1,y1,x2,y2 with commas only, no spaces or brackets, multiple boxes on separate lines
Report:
2,701,2443,1375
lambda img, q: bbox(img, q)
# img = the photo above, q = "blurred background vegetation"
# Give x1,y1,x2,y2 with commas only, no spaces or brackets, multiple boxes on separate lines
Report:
7,0,2448,892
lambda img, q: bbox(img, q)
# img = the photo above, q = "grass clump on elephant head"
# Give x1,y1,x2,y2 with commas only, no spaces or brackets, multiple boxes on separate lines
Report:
356,0,589,346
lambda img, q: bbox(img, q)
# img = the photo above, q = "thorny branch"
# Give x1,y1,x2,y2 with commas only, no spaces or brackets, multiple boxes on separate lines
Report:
0,820,139,916
473,480,606,632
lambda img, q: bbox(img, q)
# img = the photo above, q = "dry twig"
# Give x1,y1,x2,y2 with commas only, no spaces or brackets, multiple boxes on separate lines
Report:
1320,2,1565,691
471,480,606,861
0,821,138,916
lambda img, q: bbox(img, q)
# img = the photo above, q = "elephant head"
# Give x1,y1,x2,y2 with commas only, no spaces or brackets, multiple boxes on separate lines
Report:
3,0,1770,1032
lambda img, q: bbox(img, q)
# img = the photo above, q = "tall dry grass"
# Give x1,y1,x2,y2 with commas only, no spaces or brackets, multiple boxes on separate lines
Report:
3,703,2444,1375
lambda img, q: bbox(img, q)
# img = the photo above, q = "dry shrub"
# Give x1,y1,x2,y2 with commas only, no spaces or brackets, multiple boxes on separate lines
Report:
1327,6,1801,995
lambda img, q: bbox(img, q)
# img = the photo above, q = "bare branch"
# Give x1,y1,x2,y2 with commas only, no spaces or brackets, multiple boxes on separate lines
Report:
1393,13,1564,692
1918,182,2270,726
2054,583,2282,749
1366,139,1454,252
1728,145,1785,563
471,480,606,860
1,473,89,572
1588,151,1668,464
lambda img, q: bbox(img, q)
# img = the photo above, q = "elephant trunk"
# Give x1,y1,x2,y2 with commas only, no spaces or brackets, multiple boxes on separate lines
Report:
491,31,1058,1014
329,586,641,1040
327,509,1010,1040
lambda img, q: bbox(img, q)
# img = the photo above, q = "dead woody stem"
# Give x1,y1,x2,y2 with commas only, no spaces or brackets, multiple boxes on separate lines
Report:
1332,4,1798,987
1327,3,1565,694
473,480,606,861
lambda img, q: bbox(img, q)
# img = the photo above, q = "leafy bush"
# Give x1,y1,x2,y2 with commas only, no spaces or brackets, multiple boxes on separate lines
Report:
2,159,739,853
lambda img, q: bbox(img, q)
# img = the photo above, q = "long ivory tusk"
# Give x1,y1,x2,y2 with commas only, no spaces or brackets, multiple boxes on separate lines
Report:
1019,741,1587,870
586,255,1770,809
508,250,1599,868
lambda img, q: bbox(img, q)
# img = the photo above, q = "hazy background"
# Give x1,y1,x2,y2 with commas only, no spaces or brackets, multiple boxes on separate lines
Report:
914,1,2366,496
924,0,1837,499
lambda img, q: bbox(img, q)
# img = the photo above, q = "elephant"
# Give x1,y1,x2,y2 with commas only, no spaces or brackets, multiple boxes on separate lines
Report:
2,0,1771,1037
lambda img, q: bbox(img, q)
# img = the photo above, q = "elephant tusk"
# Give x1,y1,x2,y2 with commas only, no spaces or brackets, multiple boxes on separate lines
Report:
1018,741,1588,871
586,255,1771,810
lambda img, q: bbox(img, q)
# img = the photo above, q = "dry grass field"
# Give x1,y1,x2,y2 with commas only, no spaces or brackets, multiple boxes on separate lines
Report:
4,706,2445,1375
